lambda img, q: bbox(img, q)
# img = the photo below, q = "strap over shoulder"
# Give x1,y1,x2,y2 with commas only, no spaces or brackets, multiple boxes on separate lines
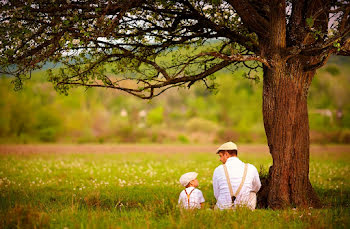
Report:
223,164,234,201
223,163,248,204
235,164,248,197
184,188,195,207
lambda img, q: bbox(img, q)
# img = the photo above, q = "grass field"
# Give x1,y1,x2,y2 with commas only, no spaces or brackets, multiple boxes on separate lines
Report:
0,145,349,228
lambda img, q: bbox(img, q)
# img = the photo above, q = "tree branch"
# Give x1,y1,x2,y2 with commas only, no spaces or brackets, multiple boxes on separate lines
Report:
226,0,269,39
56,60,231,99
198,52,270,67
303,51,333,72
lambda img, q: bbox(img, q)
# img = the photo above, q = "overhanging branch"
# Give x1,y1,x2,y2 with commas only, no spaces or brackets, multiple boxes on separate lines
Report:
198,52,270,68
56,60,232,99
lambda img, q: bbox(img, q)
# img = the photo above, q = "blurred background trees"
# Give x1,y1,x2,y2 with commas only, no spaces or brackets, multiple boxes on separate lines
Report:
1,56,349,144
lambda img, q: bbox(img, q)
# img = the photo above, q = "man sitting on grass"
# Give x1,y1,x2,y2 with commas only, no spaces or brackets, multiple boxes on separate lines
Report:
213,141,261,210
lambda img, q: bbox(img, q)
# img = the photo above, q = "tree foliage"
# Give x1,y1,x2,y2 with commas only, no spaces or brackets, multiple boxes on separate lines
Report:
1,0,348,98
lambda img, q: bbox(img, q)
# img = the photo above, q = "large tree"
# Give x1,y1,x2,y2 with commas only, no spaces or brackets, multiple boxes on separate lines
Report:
1,0,349,209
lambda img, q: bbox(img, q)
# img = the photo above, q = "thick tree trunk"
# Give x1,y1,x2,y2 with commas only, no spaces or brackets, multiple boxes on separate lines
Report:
259,58,321,209
255,0,321,209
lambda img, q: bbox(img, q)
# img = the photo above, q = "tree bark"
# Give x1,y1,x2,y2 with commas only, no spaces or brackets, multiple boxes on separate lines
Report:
259,58,322,209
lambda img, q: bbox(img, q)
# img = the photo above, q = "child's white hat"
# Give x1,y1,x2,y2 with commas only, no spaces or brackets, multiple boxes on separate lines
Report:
179,172,198,187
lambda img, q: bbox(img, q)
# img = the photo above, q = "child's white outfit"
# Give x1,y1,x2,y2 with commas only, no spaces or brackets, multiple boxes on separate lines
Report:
178,187,205,209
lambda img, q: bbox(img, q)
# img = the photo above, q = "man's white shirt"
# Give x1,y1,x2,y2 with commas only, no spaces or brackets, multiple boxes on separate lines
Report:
213,157,261,209
178,187,205,209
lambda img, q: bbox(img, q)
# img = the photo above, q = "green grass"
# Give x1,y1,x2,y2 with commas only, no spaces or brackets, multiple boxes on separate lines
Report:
0,150,349,228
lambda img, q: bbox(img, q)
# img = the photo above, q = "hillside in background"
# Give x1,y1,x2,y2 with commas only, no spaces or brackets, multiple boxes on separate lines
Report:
1,57,349,144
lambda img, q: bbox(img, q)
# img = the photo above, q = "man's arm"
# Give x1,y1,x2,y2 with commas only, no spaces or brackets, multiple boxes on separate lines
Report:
213,167,220,200
251,166,261,193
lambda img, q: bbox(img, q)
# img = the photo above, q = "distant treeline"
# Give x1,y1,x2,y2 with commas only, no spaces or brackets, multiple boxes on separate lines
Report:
1,57,349,144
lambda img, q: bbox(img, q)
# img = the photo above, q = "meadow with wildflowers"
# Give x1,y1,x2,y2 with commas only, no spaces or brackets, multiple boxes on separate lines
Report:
0,146,349,228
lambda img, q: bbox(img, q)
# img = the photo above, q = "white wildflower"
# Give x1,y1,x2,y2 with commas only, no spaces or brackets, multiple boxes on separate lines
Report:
138,110,147,118
120,109,128,117
72,39,80,45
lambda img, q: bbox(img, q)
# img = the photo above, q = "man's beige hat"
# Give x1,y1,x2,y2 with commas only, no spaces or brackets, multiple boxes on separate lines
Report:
216,141,238,154
179,172,198,187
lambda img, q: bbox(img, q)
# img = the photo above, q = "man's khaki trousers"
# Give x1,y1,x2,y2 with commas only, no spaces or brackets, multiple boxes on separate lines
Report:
214,192,257,210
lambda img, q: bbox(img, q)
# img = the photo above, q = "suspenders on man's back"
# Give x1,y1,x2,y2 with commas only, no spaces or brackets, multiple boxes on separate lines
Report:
223,163,248,205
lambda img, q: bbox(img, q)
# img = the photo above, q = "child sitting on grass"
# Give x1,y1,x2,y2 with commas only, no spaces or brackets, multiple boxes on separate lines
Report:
178,172,205,209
